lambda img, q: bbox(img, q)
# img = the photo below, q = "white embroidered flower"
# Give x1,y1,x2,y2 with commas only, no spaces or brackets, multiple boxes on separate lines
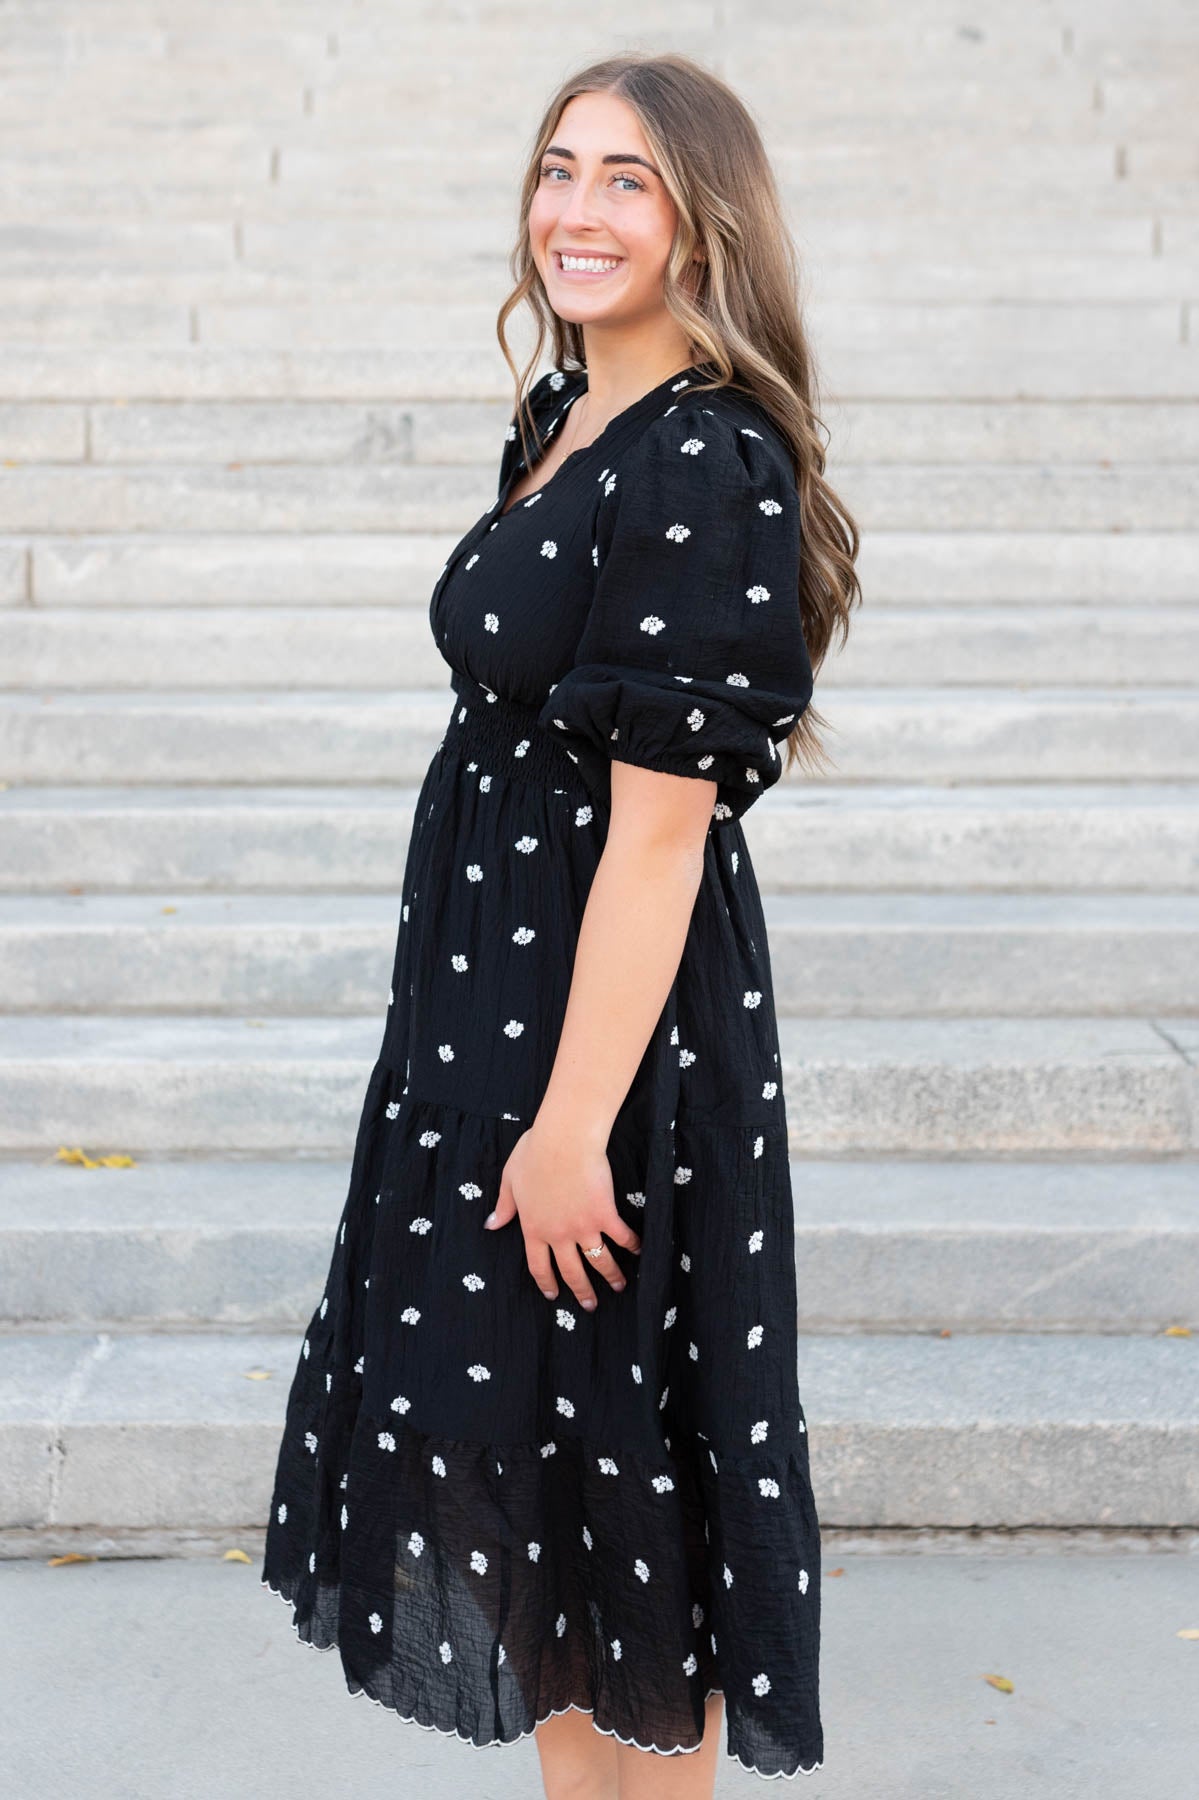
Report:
664,1305,677,1328
467,1363,490,1381
665,523,691,542
698,754,715,770
385,1100,400,1119
748,1229,764,1253
431,1455,447,1477
479,773,492,791
709,1447,719,1472
683,1652,697,1675
752,1672,771,1696
556,1395,575,1417
502,1019,525,1038
483,611,498,631
680,437,705,455
639,613,666,635
692,1602,704,1627
741,427,763,438
747,1324,764,1348
651,1474,674,1493
591,543,599,566
276,1502,287,1523
408,1529,424,1556
628,1190,646,1208
340,1504,348,1529
745,766,761,784
515,834,538,853
659,1385,670,1409
671,377,692,392
759,1476,781,1498
390,1393,411,1413
575,804,593,826
409,1216,432,1234
418,1129,441,1147
439,1640,453,1664
540,1440,557,1458
611,1637,622,1659
377,1431,396,1452
512,925,536,944
556,1612,567,1637
759,497,782,515
582,1525,593,1550
674,1166,692,1185
354,1352,364,1370
799,1418,807,1433
523,492,542,508
798,1568,810,1594
309,1551,316,1572
743,990,762,1009
727,671,750,687
466,863,483,882
751,1419,769,1444
746,584,771,603
400,1305,421,1323
598,1456,619,1475
688,1341,698,1361
462,1273,485,1292
528,1541,541,1561
302,1337,310,1359
304,1431,317,1454
632,1362,642,1384
437,1042,455,1061
753,1133,765,1157
556,1308,575,1331
470,1550,488,1574
723,1563,734,1588
505,421,517,440
367,1610,383,1634
634,1558,650,1583
540,539,558,558
466,555,480,571
685,707,706,733
325,1372,332,1392
604,472,617,496
460,1180,482,1199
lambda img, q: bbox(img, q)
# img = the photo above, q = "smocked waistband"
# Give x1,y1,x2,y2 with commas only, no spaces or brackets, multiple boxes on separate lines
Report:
441,670,590,793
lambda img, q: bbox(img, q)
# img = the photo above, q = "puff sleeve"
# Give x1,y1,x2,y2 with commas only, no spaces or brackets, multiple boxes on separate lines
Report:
535,403,813,829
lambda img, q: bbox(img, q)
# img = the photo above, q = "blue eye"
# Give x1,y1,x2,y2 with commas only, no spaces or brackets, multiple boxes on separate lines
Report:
539,163,645,193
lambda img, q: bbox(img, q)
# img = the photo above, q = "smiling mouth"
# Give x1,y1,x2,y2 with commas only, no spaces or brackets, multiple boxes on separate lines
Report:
552,250,626,276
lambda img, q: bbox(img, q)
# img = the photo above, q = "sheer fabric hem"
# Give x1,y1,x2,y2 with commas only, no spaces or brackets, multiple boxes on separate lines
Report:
260,1571,822,1779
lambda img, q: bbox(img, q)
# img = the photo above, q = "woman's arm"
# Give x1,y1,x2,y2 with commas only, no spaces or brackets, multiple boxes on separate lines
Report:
487,762,718,1310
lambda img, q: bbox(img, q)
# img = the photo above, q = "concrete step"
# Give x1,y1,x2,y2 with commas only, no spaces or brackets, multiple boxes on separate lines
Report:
2,688,1195,784
3,892,1197,1017
5,783,1194,895
0,458,1193,533
6,604,1199,689
8,529,1196,608
1,1156,1194,1334
0,341,1190,406
5,397,1197,468
2,1326,1194,1529
0,1013,1192,1156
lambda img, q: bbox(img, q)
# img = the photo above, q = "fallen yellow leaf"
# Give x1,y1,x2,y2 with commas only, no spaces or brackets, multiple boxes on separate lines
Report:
983,1674,1014,1693
161,905,177,914
825,1567,844,1578
47,1552,96,1566
1177,1628,1199,1640
243,1368,274,1380
223,1548,253,1563
1163,1326,1192,1337
53,1146,137,1169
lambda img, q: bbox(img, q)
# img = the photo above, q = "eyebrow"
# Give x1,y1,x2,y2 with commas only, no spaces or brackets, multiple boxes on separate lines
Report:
543,144,660,177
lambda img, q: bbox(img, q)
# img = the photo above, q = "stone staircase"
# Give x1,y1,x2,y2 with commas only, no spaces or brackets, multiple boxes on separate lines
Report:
1,2,1196,1547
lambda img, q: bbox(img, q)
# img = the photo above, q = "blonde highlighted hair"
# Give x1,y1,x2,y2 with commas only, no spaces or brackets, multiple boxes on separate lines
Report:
496,49,862,776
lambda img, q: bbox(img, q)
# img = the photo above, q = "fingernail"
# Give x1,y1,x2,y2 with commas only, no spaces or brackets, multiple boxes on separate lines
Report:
583,1298,597,1311
612,1281,626,1293
483,1211,496,1227
541,1288,556,1299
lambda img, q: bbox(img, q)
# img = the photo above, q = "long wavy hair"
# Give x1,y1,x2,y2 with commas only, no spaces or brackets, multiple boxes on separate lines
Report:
496,50,862,776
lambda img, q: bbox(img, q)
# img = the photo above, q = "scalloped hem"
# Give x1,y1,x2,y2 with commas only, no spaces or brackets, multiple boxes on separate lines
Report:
261,1572,822,1779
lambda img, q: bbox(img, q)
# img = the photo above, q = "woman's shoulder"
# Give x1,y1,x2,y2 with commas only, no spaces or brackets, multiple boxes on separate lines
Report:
619,376,794,496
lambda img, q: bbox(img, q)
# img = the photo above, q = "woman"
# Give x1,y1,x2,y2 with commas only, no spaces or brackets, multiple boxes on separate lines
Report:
262,49,860,1796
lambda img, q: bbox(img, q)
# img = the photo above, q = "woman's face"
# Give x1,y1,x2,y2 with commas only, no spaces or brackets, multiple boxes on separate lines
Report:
529,90,681,331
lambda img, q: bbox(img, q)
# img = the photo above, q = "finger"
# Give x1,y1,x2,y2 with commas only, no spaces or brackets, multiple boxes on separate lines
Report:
605,1215,642,1256
526,1243,557,1301
484,1174,517,1231
553,1243,598,1312
578,1239,628,1294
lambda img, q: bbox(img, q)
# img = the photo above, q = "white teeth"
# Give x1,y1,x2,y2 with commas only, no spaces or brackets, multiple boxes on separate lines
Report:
559,254,621,272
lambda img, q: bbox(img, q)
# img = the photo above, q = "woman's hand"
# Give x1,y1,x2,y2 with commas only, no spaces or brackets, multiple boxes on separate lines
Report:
486,1119,641,1310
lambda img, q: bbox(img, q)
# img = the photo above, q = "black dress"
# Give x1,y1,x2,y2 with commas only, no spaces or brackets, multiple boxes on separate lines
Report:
260,359,824,1780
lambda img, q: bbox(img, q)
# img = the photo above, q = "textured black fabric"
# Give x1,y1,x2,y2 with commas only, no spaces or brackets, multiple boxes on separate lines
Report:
261,361,824,1779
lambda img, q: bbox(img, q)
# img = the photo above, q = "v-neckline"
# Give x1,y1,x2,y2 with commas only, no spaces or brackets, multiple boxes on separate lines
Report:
495,360,709,521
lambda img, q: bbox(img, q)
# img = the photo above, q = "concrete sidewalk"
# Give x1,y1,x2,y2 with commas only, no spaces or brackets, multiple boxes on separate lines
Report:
2,1536,1196,1798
